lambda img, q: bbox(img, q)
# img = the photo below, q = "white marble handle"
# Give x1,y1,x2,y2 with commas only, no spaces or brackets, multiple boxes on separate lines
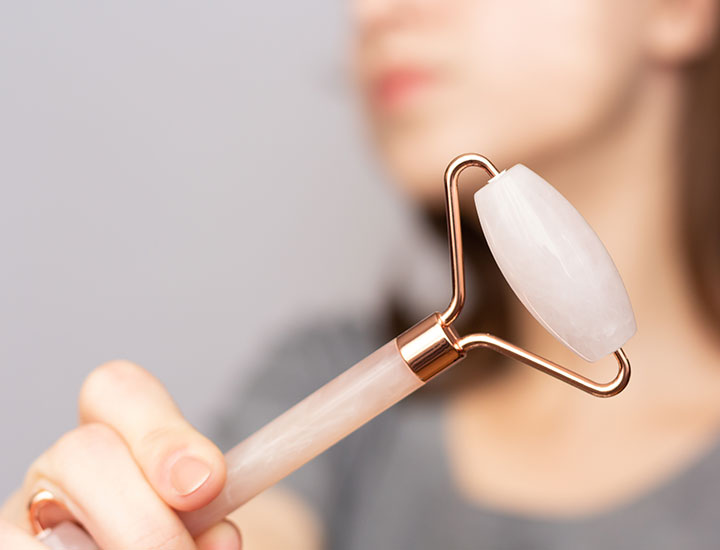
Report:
180,339,422,535
474,164,637,362
37,339,422,548
36,522,99,550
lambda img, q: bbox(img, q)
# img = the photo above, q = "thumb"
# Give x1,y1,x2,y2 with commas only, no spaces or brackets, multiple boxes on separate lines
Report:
195,520,243,550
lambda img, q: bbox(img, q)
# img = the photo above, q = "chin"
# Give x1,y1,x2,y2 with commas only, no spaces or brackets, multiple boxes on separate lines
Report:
374,120,515,208
383,144,448,205
372,100,612,208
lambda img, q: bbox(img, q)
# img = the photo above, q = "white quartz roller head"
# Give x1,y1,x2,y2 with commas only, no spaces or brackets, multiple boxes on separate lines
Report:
474,164,636,362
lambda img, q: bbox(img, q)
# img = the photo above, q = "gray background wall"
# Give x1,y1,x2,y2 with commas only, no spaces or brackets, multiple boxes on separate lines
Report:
0,3,449,498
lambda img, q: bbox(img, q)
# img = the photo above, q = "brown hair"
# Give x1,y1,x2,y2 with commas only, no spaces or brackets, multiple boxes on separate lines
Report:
681,37,720,331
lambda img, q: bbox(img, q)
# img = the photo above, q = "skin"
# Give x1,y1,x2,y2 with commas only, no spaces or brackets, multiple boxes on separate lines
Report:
2,0,719,548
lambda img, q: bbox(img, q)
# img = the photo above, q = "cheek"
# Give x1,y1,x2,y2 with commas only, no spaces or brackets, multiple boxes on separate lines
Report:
464,0,645,159
380,0,646,200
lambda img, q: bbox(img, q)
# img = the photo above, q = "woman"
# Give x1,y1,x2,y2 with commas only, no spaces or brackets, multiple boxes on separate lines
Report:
3,0,719,548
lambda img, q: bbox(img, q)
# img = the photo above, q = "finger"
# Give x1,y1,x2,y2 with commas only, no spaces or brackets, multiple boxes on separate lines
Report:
24,422,196,550
195,520,242,550
78,359,226,511
0,518,48,550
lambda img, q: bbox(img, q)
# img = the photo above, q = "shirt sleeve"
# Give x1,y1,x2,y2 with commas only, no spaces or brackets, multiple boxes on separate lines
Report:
209,316,389,527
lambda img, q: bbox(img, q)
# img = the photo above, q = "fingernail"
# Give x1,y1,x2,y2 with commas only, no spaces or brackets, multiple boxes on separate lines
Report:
170,456,211,496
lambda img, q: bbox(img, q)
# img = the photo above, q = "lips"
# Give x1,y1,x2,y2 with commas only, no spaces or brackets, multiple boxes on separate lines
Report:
370,66,436,112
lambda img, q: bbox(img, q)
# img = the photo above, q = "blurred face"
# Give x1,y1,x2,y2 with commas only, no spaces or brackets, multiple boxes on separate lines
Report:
352,0,649,202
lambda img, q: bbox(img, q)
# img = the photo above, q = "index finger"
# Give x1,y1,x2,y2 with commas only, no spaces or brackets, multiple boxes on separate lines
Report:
78,360,226,513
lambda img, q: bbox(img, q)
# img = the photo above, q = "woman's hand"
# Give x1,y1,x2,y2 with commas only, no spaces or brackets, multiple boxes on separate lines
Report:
0,359,243,550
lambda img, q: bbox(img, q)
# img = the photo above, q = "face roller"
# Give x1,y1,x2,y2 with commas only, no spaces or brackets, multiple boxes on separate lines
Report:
32,153,636,549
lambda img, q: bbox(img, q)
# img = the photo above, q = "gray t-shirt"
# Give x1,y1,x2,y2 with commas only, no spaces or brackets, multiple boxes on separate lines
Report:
213,316,720,549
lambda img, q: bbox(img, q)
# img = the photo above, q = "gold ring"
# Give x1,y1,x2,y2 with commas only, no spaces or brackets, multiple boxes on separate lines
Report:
27,489,66,535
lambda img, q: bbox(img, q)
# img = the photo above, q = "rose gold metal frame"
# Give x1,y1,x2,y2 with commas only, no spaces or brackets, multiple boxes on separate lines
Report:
398,153,631,397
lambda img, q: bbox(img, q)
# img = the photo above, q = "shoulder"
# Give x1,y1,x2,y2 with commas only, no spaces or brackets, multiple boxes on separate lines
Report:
275,313,390,378
213,312,391,446
253,313,389,401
